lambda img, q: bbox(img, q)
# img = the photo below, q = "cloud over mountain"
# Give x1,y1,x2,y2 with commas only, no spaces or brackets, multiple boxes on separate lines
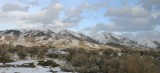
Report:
0,0,159,39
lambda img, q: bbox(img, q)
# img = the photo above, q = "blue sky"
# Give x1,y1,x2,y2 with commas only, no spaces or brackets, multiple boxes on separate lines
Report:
0,0,109,30
0,0,160,38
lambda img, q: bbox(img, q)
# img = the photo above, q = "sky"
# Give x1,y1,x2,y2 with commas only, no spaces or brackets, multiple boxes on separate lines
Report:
0,0,160,38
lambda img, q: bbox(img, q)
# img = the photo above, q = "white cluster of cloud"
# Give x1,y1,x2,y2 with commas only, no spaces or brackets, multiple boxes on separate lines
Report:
18,0,39,6
85,6,156,32
0,0,159,38
84,0,160,38
60,2,107,28
1,3,29,12
18,3,63,24
0,0,107,29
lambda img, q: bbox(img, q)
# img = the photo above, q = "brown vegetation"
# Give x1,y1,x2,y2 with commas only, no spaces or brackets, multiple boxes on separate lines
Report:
0,43,160,73
62,48,160,73
0,44,13,64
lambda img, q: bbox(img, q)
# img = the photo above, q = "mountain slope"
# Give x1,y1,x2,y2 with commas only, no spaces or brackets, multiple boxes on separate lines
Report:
93,32,138,48
0,29,159,50
0,29,110,49
59,30,97,43
133,38,160,49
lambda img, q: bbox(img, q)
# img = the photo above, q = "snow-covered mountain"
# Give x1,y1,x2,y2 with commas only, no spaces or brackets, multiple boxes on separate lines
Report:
133,38,160,49
0,29,106,49
93,32,138,48
0,29,159,50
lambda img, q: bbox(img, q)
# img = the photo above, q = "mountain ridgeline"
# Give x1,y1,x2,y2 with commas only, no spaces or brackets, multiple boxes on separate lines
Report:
0,29,159,50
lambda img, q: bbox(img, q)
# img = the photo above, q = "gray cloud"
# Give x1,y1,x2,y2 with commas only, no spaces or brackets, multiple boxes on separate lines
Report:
83,23,107,34
103,6,160,32
105,6,149,18
135,31,160,39
17,2,107,29
118,31,160,39
138,0,160,11
79,2,108,11
61,7,83,28
120,0,128,5
83,1,160,39
0,13,17,24
1,3,29,12
18,3,63,24
18,0,39,6
84,6,156,33
60,2,108,28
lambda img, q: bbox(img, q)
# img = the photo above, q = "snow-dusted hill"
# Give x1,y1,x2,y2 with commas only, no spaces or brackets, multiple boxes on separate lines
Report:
0,29,159,49
133,38,160,49
93,32,138,48
0,29,105,49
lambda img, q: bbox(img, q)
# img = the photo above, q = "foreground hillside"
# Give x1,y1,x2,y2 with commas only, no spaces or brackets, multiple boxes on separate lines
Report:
0,44,160,73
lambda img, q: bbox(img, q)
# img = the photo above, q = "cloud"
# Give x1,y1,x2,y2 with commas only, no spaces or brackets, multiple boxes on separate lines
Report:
120,0,128,5
135,31,160,39
105,6,149,18
0,12,28,24
82,1,160,39
83,23,107,34
103,6,160,32
55,2,108,28
79,2,108,11
1,3,29,12
18,0,39,6
117,31,160,39
0,13,16,24
60,7,83,28
84,23,160,38
0,0,108,30
138,0,160,11
16,1,107,29
18,3,63,24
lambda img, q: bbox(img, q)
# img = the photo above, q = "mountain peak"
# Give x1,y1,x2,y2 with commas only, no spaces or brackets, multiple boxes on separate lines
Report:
93,32,137,48
0,29,159,49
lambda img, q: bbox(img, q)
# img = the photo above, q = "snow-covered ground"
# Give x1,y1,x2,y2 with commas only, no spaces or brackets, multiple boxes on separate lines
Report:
0,60,72,73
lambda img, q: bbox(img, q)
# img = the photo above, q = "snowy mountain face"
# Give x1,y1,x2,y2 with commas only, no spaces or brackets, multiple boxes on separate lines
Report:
93,32,138,48
59,30,96,43
133,38,160,49
0,29,102,49
0,29,159,50
1,30,22,36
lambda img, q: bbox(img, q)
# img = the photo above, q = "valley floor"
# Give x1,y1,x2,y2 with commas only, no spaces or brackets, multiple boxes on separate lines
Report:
0,60,71,73
0,44,160,73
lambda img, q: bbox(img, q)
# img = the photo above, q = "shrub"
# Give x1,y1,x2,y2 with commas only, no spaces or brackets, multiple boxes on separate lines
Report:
89,65,99,73
89,55,101,66
38,60,59,67
77,65,88,73
60,64,75,72
71,53,88,67
27,46,49,59
103,49,114,56
0,48,12,64
101,57,120,73
64,48,160,73
17,49,27,60
47,53,59,58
